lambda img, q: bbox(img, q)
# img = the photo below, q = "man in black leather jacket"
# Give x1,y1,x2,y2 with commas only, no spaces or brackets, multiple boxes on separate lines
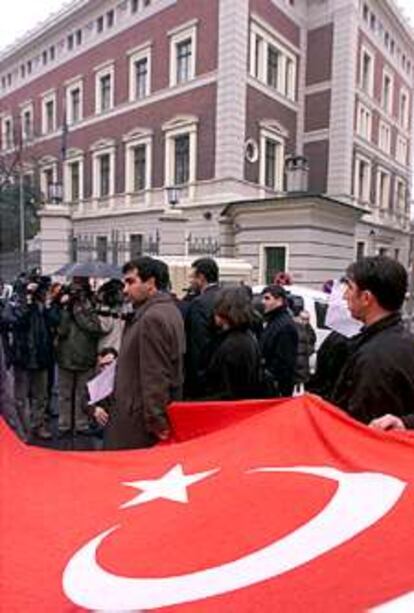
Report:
332,256,414,425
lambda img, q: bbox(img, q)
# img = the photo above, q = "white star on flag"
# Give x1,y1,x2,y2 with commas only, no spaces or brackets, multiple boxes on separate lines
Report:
120,464,220,509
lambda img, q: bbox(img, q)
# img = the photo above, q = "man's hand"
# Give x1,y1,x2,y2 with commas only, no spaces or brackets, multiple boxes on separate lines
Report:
157,424,171,441
94,406,109,427
145,407,171,441
369,414,406,431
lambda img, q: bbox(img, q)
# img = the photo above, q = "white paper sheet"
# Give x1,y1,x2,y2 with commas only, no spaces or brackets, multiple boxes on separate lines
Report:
325,280,362,338
87,360,116,405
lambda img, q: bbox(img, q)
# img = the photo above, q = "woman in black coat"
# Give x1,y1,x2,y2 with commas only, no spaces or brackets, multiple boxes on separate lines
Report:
203,287,262,400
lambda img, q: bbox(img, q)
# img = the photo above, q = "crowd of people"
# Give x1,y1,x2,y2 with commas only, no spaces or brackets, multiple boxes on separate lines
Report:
1,254,414,450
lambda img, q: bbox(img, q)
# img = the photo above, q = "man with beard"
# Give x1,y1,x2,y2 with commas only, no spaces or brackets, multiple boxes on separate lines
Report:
104,257,185,450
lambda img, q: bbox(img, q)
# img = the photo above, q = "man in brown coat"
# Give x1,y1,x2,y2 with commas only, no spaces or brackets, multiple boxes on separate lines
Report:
104,257,185,450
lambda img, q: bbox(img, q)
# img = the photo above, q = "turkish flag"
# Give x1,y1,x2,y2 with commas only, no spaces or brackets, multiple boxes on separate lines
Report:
1,394,414,612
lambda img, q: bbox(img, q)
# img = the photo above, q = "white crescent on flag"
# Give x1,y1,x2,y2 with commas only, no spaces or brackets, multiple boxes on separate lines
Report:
62,465,406,610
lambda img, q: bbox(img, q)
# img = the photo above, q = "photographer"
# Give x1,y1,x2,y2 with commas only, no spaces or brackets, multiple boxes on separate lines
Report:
95,279,125,354
55,278,102,436
2,275,57,440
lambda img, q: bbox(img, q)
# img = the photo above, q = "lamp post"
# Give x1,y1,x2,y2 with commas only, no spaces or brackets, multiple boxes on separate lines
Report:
369,228,376,256
166,186,181,207
48,182,63,204
19,168,25,272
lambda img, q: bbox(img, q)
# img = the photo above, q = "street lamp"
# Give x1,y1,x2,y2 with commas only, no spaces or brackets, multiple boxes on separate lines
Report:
19,170,25,272
166,186,181,207
48,182,63,204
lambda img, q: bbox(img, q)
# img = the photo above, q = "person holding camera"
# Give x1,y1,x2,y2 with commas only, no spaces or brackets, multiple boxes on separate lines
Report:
2,275,57,440
55,279,102,436
95,280,125,354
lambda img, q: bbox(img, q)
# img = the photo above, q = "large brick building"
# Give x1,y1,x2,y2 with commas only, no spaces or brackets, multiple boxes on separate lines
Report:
0,0,413,284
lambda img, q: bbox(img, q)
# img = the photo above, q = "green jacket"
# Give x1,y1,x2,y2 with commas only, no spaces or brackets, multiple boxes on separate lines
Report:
56,302,102,371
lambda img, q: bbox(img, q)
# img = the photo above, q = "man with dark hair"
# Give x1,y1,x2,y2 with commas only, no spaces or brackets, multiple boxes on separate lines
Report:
104,257,185,449
331,256,414,424
259,285,298,397
191,257,219,286
184,257,220,398
154,259,171,293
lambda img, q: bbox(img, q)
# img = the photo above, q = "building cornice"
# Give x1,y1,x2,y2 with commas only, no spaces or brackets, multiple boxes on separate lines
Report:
0,0,177,96
221,193,366,217
0,0,91,63
383,0,414,49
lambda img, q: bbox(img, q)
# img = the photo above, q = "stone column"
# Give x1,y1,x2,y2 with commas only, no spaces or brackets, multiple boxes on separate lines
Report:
215,0,249,181
158,209,189,257
327,0,359,198
39,205,73,274
218,217,235,258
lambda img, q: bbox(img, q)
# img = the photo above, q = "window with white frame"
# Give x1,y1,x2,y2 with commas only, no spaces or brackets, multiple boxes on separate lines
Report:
395,178,406,212
21,104,33,141
360,46,374,97
169,21,197,87
70,161,80,201
133,145,147,190
129,45,151,101
95,64,114,113
174,135,190,184
130,233,143,258
353,154,371,204
99,154,111,196
66,80,83,124
42,92,56,134
399,88,409,130
40,163,57,201
163,116,198,187
356,102,372,140
125,132,152,192
92,144,115,198
376,168,390,209
381,70,393,115
396,135,408,166
378,120,391,154
267,44,280,89
106,10,114,28
96,236,108,262
250,20,297,101
259,126,285,191
64,153,84,202
1,116,13,150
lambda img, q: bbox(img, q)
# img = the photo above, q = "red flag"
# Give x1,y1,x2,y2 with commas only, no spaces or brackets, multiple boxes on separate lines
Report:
1,394,414,612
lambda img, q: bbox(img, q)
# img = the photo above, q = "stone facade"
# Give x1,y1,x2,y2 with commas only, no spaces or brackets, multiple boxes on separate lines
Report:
0,0,412,282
